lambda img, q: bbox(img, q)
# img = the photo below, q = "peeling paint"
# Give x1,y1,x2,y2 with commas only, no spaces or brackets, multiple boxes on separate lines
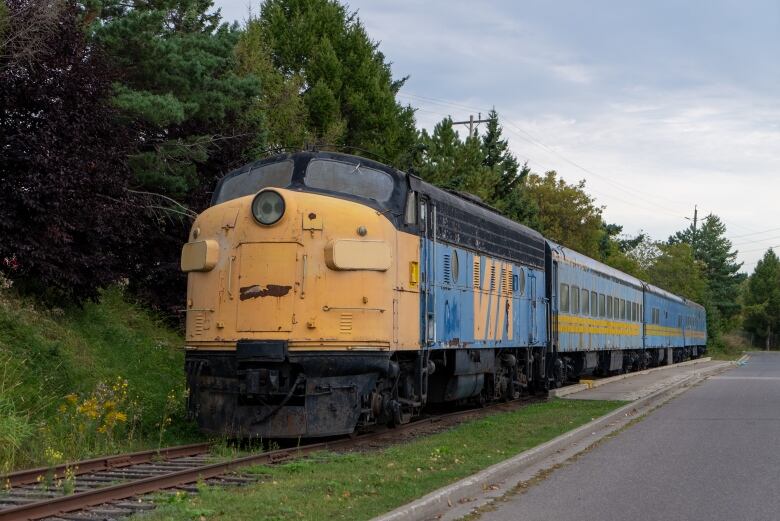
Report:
240,284,292,300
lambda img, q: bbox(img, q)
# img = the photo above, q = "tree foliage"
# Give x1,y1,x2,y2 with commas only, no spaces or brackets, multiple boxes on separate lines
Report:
646,244,707,302
414,118,497,200
523,172,605,258
0,0,140,303
255,0,417,165
742,249,780,347
670,214,744,325
90,0,262,197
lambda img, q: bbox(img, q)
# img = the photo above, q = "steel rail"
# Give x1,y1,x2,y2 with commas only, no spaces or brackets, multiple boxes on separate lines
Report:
0,439,354,521
0,442,212,489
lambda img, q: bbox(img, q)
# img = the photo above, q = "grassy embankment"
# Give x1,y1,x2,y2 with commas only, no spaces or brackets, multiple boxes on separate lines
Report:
138,398,623,521
0,287,199,472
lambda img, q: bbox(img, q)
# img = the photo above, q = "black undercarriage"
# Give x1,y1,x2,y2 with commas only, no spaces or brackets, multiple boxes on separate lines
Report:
185,341,704,439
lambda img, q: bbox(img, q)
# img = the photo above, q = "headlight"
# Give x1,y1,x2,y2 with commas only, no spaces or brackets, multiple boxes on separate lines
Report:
251,190,285,225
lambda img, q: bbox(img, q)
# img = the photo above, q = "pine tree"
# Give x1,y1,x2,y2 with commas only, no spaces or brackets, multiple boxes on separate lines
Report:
670,214,745,324
482,109,520,199
414,117,496,201
90,0,262,197
257,0,418,165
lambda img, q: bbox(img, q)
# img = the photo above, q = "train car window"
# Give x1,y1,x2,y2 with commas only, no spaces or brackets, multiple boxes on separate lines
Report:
215,160,294,204
640,305,643,320
599,294,606,317
571,286,580,314
581,290,590,315
305,159,395,202
606,296,613,318
404,191,417,224
633,303,639,322
678,316,682,328
560,283,570,312
591,291,598,317
619,299,626,320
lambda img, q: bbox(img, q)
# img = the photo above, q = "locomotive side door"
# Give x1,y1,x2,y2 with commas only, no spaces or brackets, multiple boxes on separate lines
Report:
419,196,435,346
529,270,539,344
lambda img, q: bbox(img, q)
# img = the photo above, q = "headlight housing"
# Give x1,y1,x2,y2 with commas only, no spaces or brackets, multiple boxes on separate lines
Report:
251,190,285,225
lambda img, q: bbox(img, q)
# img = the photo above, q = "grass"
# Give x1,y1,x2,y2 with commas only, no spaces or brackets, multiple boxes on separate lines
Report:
136,398,623,521
0,286,200,472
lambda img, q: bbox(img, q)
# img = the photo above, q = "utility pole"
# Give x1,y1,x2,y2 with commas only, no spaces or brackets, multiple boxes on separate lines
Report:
685,205,699,256
452,113,490,137
691,205,698,256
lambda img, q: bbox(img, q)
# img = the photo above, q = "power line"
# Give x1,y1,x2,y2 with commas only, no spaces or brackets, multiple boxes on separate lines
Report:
738,244,780,254
732,234,780,247
727,226,780,240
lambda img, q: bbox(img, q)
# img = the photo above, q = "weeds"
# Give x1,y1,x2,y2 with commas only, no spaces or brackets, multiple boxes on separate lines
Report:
0,288,200,471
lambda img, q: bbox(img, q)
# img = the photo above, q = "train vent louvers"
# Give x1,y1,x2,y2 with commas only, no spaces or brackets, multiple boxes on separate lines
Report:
443,254,451,285
490,265,496,291
193,312,205,337
502,269,512,296
339,313,353,334
473,257,481,289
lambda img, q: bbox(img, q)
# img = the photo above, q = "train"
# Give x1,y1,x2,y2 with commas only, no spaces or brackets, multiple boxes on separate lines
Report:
180,150,707,438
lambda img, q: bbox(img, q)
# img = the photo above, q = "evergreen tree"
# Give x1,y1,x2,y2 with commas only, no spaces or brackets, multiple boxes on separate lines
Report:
414,118,496,201
256,0,417,165
743,249,780,349
90,0,262,197
670,214,744,324
480,109,537,225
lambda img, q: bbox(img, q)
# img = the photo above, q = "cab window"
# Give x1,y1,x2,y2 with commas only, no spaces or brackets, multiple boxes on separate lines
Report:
214,160,294,204
306,159,394,202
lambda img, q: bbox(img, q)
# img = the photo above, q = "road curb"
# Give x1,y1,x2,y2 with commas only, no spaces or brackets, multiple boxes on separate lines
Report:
550,356,713,398
371,360,732,521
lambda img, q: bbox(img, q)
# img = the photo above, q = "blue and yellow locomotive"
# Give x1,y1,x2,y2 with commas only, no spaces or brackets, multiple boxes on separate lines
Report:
181,151,706,438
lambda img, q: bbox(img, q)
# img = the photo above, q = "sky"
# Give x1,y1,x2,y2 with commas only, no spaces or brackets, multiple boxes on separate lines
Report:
214,0,780,273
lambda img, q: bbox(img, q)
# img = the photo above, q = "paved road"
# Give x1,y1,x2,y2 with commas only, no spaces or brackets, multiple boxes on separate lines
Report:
474,352,780,521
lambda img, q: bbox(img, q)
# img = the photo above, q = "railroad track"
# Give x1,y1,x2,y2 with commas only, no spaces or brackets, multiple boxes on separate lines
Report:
0,395,544,521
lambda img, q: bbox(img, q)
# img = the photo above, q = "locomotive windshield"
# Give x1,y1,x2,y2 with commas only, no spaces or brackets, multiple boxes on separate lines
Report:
305,159,394,202
213,160,294,204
